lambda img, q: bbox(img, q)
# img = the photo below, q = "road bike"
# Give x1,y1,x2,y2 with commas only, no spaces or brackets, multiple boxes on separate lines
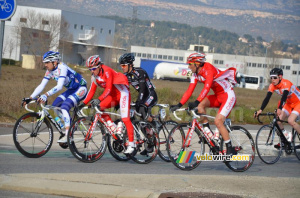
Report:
151,104,177,162
68,105,159,164
13,99,79,158
255,112,300,164
167,108,255,172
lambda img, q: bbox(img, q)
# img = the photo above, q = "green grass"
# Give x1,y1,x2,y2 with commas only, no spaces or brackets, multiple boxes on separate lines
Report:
0,65,281,124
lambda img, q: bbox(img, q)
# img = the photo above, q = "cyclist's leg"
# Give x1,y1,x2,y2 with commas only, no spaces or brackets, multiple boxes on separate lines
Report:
288,103,300,134
216,90,236,155
197,96,211,124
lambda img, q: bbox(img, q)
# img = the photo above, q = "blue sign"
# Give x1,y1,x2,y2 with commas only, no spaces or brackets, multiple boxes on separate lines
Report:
0,0,16,20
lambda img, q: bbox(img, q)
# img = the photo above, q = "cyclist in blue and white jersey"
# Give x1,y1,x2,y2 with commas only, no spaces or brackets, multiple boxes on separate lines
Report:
22,51,87,143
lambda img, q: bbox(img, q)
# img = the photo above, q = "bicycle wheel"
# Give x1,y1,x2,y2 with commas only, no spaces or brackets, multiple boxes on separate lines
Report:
13,112,53,158
130,121,159,164
157,120,177,162
221,126,255,172
68,117,108,163
167,124,204,171
255,125,282,164
292,129,300,160
107,120,130,161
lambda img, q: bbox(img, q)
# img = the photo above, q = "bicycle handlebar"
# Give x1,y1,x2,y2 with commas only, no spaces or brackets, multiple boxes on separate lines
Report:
24,100,36,112
173,108,216,121
79,105,122,118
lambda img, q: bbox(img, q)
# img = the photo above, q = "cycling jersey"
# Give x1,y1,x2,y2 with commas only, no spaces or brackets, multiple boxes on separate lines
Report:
268,79,300,105
125,67,156,102
180,62,236,105
30,62,87,98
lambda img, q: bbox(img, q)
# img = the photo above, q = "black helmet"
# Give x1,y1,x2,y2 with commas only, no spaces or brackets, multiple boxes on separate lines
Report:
119,53,135,65
270,68,283,76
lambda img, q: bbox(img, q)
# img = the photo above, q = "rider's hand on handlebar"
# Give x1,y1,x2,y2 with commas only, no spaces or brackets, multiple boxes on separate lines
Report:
77,102,85,110
37,94,47,104
254,110,262,118
90,99,100,107
170,103,182,112
188,100,200,111
21,97,32,107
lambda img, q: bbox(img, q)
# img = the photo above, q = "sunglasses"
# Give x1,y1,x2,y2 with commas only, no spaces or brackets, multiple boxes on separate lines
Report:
120,64,128,68
89,66,99,71
270,76,278,80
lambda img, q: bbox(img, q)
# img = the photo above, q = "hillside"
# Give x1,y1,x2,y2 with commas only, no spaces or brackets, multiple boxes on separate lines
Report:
18,0,300,43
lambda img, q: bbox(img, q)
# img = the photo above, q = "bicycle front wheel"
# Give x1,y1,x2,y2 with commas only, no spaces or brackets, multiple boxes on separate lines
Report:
13,112,53,158
68,117,108,163
221,126,255,172
130,121,159,164
157,120,177,162
292,129,300,160
255,125,282,164
167,124,204,171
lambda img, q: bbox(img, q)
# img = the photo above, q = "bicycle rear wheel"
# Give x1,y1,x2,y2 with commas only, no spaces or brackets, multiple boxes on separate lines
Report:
130,121,159,164
221,126,255,172
157,120,177,162
13,112,53,158
255,125,282,164
167,124,204,171
292,129,300,160
68,117,107,163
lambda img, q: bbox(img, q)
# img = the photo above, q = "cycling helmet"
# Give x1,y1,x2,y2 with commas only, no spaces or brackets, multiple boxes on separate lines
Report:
187,53,206,64
86,55,102,68
43,51,60,63
119,53,135,65
270,68,283,76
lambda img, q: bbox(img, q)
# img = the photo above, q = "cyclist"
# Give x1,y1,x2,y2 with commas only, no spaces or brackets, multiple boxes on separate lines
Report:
22,51,87,143
254,68,300,142
170,53,237,156
119,53,158,155
78,55,135,154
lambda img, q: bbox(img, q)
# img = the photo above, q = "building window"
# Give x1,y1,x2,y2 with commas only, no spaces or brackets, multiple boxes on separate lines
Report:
280,65,285,69
32,32,39,38
292,71,297,75
142,53,146,58
168,56,172,60
263,64,267,68
147,54,151,58
174,56,179,61
247,62,251,67
252,63,256,67
20,18,27,23
74,24,77,29
214,60,219,64
109,30,112,34
286,66,291,70
158,55,162,59
42,20,49,25
163,55,167,59
100,28,103,33
179,57,184,61
219,60,224,64
81,25,84,30
137,53,141,57
258,64,262,67
153,54,157,59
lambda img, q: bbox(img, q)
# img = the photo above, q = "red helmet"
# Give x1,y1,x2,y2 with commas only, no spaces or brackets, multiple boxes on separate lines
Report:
86,55,102,68
187,53,206,64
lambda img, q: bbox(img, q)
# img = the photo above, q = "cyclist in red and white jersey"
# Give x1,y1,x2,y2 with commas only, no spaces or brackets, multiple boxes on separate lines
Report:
78,55,135,154
255,68,300,140
170,53,237,155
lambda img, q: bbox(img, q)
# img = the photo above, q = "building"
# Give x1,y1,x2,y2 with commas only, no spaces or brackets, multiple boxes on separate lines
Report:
3,5,125,65
131,45,300,86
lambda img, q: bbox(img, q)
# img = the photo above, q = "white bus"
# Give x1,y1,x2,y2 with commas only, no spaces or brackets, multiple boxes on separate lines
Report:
243,75,263,90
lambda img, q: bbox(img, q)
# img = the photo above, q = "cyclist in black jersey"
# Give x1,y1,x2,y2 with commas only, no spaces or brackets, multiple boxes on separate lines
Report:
119,53,158,155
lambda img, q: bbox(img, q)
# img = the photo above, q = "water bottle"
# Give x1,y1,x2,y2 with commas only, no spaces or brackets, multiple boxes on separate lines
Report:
54,117,64,129
203,127,213,140
116,122,123,135
107,120,117,133
282,129,292,142
213,128,220,140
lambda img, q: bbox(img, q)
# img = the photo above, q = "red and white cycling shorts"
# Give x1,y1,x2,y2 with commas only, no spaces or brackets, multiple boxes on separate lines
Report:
283,101,300,117
206,89,236,118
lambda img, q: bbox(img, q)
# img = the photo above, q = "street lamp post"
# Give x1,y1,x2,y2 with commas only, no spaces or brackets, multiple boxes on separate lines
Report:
263,45,270,89
198,35,201,52
155,37,158,59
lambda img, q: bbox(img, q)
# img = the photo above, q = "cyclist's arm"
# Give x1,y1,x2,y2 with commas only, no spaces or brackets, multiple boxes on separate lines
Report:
98,70,113,101
46,66,67,96
137,71,147,102
260,91,273,111
83,81,97,104
179,76,197,105
30,78,49,99
278,90,289,110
